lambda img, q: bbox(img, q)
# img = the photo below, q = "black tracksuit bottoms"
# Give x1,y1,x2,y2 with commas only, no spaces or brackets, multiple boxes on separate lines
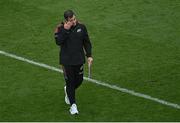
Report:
62,64,84,105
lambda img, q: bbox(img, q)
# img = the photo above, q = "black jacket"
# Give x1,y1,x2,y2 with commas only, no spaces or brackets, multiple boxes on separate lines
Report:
54,22,92,65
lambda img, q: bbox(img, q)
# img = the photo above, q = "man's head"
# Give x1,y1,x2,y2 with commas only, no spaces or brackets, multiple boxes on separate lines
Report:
64,10,77,26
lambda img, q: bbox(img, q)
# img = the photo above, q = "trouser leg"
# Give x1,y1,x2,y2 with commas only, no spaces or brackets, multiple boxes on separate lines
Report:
62,65,76,105
74,64,84,89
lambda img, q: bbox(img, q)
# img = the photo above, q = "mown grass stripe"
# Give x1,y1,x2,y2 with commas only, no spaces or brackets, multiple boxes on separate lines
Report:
1,50,180,110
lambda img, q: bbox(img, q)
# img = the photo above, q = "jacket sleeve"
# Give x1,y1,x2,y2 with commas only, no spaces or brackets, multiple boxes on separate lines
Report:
83,25,92,57
54,25,69,46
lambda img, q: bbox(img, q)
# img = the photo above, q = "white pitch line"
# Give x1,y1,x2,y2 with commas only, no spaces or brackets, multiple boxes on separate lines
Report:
0,50,180,110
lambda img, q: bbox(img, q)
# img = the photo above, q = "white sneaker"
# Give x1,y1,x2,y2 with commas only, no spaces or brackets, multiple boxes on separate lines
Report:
69,104,79,115
64,86,70,105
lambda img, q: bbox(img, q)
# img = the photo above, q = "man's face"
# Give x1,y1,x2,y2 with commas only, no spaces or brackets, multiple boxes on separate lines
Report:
67,15,77,26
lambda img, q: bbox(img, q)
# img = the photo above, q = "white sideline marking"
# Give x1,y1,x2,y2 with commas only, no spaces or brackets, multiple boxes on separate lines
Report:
0,50,180,110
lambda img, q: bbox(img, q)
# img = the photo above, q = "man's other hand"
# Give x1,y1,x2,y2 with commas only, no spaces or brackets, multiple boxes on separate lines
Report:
87,57,93,65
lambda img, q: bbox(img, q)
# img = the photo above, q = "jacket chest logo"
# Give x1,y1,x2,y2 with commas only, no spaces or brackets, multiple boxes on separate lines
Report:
77,28,82,32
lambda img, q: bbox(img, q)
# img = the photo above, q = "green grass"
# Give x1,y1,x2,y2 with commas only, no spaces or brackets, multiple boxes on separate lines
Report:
0,0,180,121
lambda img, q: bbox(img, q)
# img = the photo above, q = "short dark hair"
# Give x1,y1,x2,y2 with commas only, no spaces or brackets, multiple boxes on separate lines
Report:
64,10,75,21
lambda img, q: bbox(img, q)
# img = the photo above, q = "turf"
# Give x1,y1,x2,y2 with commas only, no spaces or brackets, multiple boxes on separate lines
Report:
0,0,180,121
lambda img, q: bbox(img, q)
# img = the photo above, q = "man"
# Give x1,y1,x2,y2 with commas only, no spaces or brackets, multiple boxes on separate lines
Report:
54,10,93,115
